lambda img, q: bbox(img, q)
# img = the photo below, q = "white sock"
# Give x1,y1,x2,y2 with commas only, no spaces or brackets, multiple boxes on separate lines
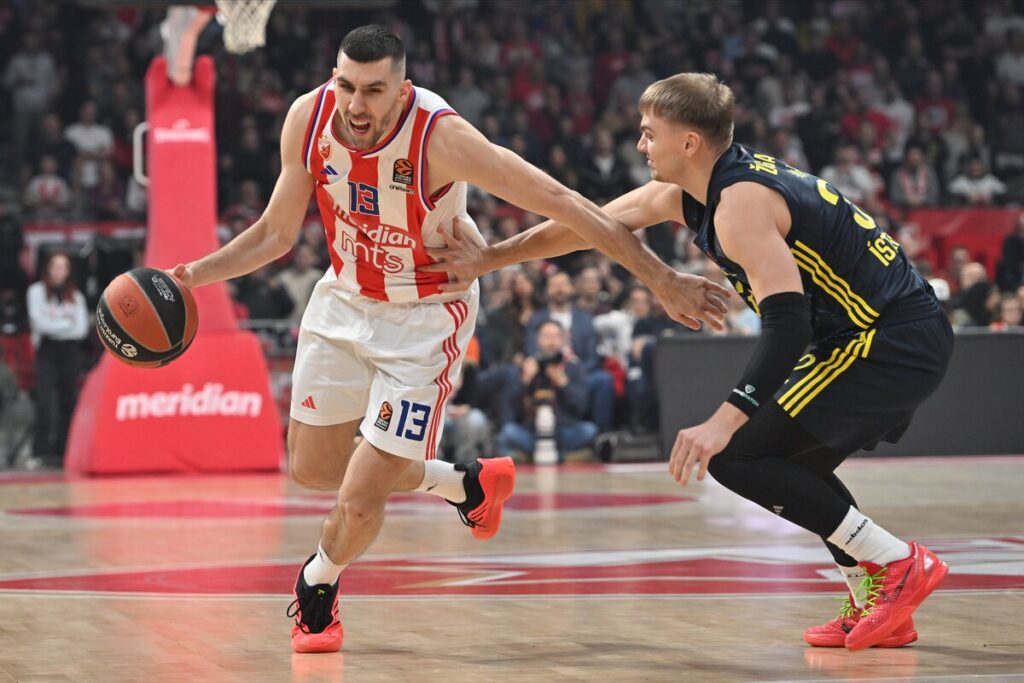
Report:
413,460,467,504
838,563,868,608
827,507,911,566
302,543,346,586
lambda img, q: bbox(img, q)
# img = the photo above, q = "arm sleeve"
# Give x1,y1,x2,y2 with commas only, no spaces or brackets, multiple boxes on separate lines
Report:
725,291,812,416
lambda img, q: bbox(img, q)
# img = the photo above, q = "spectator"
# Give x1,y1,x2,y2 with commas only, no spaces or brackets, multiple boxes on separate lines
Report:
948,158,1007,206
574,267,613,316
26,252,88,468
30,114,77,185
278,244,322,321
495,320,597,463
3,32,59,172
913,71,957,134
821,145,876,203
989,293,1023,331
579,127,632,204
951,262,997,327
88,161,125,219
526,272,615,432
445,67,490,127
889,144,941,209
64,101,114,191
23,156,73,218
996,214,1024,292
996,30,1024,87
235,265,294,320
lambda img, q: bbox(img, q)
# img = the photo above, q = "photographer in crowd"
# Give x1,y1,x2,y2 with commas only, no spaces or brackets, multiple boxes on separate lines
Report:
495,320,598,463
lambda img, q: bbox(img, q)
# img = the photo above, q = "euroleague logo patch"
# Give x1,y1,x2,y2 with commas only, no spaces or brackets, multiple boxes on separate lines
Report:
393,158,413,185
120,344,138,358
374,401,393,431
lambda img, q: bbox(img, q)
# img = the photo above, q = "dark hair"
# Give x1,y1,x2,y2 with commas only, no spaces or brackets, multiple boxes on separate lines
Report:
537,318,565,334
40,250,76,303
338,25,405,70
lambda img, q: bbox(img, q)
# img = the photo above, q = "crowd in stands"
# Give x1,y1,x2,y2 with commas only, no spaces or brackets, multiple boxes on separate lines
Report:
1,0,1023,466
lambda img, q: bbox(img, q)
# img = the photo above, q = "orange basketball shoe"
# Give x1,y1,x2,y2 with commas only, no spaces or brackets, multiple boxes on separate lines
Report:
804,594,917,648
287,555,344,653
845,542,949,651
451,457,516,540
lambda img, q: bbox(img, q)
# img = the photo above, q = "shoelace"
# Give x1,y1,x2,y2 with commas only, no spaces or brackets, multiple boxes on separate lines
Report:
286,589,333,634
856,566,888,616
832,596,858,622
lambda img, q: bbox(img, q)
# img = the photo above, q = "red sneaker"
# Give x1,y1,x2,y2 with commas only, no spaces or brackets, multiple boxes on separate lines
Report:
845,542,948,651
287,555,344,653
804,594,917,648
451,457,516,540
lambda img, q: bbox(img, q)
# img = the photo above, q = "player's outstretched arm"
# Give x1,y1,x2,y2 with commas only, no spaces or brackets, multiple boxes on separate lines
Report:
426,180,684,277
428,116,729,330
172,94,317,289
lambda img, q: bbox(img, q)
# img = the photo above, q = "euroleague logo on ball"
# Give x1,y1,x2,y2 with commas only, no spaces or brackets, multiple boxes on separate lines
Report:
120,344,138,358
151,275,176,302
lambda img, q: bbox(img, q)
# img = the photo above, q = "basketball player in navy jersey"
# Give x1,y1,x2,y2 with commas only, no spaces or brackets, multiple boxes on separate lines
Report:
425,73,953,651
172,29,730,653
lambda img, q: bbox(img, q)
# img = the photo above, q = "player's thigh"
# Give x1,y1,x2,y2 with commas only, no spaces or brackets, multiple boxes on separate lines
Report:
286,417,362,490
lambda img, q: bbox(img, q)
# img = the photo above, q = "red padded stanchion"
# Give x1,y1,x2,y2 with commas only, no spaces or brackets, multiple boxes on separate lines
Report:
66,56,283,474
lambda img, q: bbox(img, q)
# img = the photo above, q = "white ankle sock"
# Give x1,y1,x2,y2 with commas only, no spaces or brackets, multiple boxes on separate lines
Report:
413,460,467,503
302,543,346,586
837,563,868,608
827,507,911,566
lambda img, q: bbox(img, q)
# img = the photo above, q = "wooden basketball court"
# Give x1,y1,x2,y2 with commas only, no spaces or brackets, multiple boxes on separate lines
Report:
1,455,1022,682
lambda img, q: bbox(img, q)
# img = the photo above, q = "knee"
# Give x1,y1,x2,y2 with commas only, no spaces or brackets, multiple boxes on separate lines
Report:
706,448,745,485
288,447,343,490
337,497,383,532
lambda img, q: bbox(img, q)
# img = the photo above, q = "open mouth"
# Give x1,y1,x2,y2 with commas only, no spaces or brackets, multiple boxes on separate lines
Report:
349,119,371,135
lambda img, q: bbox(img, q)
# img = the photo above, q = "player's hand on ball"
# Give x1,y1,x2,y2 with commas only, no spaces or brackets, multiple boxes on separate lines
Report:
653,272,732,332
422,217,485,293
168,263,196,288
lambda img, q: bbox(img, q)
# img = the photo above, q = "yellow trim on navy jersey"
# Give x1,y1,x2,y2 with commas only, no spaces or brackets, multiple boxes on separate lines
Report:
791,241,879,329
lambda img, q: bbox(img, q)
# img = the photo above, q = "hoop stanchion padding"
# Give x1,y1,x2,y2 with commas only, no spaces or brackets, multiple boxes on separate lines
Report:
66,56,283,474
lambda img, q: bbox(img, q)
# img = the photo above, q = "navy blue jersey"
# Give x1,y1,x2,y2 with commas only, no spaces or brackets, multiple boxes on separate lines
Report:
684,143,939,341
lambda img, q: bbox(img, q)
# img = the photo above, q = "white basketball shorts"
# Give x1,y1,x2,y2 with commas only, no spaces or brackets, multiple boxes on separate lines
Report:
290,275,478,461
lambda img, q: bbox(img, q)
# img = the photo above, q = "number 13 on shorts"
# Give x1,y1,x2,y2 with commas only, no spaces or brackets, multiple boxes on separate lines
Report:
393,400,431,441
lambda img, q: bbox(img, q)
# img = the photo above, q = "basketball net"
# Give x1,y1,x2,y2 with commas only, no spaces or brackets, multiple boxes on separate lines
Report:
215,0,277,54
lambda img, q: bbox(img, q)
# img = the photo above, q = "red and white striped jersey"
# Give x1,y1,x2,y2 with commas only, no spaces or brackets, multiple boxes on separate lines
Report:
301,83,484,302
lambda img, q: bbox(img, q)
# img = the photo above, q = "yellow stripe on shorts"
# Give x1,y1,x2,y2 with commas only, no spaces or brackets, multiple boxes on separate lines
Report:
782,329,877,417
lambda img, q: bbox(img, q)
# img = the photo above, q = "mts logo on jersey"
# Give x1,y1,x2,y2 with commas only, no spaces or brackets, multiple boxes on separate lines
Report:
330,200,420,274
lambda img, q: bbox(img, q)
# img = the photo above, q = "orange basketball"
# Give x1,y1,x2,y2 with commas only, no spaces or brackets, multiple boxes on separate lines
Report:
95,267,198,368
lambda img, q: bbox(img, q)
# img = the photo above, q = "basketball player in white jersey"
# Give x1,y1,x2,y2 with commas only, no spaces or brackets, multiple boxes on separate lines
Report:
172,26,730,653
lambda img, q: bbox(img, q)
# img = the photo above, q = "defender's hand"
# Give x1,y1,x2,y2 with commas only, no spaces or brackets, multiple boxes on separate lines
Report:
422,217,484,293
669,405,747,485
652,272,732,331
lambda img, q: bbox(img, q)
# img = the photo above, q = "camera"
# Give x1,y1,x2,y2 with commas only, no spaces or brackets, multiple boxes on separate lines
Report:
535,350,564,370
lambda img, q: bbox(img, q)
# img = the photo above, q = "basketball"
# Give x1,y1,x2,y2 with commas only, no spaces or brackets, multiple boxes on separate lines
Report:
95,267,198,368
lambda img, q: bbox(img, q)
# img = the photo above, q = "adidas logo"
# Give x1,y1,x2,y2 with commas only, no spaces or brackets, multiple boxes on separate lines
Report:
301,396,317,410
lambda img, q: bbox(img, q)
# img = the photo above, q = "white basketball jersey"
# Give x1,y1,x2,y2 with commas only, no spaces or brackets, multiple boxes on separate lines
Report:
302,83,484,302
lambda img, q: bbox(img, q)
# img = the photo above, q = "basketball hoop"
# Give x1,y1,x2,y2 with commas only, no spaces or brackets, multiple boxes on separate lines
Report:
215,0,277,55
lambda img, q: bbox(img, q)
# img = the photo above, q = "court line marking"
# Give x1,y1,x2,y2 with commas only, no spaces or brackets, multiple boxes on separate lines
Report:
754,674,1024,683
0,587,1019,602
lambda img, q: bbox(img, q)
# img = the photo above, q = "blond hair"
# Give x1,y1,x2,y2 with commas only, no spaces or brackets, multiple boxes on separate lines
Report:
639,73,735,147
